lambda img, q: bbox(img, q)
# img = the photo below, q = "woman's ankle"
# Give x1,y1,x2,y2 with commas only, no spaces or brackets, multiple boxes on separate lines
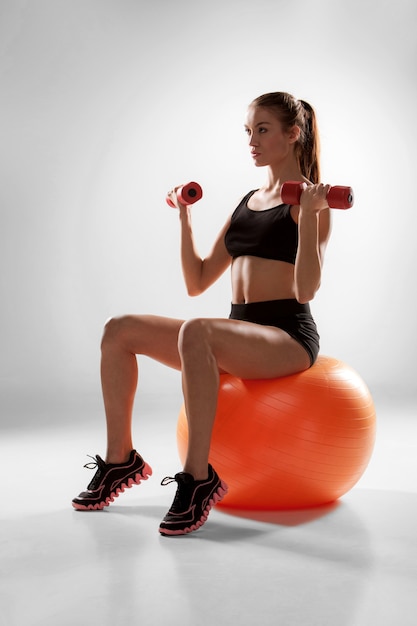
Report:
183,464,209,481
105,449,133,465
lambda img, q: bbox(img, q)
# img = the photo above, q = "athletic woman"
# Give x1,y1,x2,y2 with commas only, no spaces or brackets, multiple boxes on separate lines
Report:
72,91,331,536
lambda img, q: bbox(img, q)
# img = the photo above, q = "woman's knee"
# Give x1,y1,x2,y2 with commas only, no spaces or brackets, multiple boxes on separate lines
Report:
178,318,211,355
101,315,142,351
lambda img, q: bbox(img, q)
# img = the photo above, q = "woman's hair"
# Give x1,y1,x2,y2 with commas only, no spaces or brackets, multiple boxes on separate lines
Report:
250,92,321,184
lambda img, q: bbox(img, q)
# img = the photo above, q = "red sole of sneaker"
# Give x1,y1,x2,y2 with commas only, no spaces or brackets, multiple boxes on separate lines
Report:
159,480,228,536
72,463,152,511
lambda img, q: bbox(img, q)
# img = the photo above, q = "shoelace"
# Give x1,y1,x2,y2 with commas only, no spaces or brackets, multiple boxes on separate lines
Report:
160,473,194,511
160,475,177,487
82,455,106,490
83,455,102,470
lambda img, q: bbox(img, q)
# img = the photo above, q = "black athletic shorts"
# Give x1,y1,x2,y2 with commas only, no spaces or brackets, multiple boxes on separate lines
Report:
229,298,320,366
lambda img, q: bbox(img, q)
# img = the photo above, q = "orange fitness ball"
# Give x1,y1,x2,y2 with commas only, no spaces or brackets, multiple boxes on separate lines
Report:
177,356,376,510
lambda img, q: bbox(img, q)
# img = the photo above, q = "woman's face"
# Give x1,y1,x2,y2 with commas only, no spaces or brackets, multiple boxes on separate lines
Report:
244,105,298,168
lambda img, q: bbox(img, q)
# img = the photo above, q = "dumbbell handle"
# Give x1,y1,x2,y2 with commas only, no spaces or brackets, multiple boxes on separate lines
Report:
166,182,203,207
281,181,354,209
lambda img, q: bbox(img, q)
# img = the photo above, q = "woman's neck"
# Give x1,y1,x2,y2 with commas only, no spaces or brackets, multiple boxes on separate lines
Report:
263,155,306,193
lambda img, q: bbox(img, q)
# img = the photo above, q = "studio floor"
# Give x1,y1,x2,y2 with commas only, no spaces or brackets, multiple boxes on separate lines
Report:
1,391,416,626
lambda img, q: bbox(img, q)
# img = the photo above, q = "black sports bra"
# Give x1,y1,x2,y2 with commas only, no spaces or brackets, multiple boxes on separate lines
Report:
224,190,298,264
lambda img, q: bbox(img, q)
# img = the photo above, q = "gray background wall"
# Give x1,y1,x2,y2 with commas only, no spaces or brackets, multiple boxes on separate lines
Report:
1,0,416,413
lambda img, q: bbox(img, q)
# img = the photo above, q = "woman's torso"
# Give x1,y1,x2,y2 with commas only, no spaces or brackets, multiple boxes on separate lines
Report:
224,189,299,304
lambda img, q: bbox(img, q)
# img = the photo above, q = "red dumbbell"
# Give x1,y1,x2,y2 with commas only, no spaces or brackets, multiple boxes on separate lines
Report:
281,181,354,209
166,182,203,208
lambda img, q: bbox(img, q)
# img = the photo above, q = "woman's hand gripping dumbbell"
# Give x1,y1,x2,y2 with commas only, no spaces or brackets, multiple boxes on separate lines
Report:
166,182,203,208
281,181,354,209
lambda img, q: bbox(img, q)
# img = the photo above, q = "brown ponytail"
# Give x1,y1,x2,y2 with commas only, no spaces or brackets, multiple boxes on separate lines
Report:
250,92,321,184
297,100,321,184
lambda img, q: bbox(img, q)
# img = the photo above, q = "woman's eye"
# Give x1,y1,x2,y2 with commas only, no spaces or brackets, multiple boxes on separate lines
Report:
259,127,267,133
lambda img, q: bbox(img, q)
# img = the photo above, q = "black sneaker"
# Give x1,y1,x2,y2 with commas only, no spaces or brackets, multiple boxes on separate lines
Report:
72,449,152,511
159,464,228,536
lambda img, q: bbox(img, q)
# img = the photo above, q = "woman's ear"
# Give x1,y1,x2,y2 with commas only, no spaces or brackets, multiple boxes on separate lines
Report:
288,125,301,144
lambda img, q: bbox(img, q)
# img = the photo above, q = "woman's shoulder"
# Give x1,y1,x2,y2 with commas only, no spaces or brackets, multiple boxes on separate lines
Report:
234,189,258,210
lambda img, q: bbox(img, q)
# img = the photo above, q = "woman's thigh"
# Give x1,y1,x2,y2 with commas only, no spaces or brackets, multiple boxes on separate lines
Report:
181,317,311,379
107,314,311,379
